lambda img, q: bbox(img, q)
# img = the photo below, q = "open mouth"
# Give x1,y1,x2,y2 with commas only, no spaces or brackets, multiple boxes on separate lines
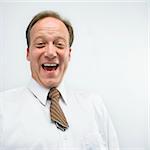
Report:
42,63,59,71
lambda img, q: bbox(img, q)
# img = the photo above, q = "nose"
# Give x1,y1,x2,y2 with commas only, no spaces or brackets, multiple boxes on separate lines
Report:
44,43,57,59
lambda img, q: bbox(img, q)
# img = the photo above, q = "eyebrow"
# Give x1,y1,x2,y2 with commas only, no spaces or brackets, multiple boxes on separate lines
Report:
33,35,67,43
33,36,45,42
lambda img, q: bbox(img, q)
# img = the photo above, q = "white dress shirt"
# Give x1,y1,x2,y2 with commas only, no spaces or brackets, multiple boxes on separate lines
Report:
0,79,119,150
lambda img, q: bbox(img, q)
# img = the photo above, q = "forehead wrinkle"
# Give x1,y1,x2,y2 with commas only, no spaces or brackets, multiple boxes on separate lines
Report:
30,17,69,40
31,26,69,44
32,31,68,44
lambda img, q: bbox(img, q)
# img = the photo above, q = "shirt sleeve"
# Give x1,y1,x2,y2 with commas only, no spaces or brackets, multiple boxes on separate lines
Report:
92,94,120,150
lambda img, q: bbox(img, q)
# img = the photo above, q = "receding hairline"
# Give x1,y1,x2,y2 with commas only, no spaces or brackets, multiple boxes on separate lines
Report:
29,17,70,45
26,10,74,47
30,16,70,34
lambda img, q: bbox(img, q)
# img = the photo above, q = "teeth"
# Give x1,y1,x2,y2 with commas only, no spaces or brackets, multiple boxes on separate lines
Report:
43,64,57,67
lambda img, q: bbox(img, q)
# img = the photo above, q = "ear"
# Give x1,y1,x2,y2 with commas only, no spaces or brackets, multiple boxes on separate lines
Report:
26,48,30,61
69,48,72,61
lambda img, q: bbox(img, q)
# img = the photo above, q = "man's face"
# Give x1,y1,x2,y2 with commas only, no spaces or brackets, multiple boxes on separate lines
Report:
27,17,71,88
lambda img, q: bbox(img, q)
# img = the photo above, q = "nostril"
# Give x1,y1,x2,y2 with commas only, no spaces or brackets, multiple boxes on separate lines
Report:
44,51,57,59
44,47,57,57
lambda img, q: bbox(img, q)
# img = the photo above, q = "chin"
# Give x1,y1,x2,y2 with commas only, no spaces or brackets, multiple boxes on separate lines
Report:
43,80,59,88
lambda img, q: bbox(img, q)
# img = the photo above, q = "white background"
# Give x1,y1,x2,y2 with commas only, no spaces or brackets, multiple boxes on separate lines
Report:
0,1,148,150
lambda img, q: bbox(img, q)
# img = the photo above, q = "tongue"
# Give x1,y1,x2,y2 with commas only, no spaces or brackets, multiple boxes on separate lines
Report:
44,66,56,71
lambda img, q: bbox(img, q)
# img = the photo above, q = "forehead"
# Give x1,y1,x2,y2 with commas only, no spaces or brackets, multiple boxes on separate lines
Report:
30,17,69,40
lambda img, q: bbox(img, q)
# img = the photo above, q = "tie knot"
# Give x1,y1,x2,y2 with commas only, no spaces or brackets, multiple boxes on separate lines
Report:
48,87,61,102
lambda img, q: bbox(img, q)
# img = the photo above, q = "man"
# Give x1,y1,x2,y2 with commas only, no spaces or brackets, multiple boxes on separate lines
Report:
0,10,119,150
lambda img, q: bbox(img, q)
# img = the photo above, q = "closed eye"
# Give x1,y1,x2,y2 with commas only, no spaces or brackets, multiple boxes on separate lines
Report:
36,43,46,48
56,43,65,49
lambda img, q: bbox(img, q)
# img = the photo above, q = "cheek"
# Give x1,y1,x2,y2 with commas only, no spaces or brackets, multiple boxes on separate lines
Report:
30,50,40,60
61,54,70,65
29,53,40,68
63,50,71,60
63,54,70,68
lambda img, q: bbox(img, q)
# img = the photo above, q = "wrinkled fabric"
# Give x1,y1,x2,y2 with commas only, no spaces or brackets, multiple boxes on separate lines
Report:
0,79,119,150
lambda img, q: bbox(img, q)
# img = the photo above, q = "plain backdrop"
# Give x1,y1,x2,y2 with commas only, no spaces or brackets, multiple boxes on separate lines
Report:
0,1,148,150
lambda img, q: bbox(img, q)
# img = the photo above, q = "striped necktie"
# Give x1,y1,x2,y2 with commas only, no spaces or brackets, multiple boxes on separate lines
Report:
48,87,69,131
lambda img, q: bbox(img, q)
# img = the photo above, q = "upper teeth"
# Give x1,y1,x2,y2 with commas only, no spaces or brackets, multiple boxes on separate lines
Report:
43,64,57,67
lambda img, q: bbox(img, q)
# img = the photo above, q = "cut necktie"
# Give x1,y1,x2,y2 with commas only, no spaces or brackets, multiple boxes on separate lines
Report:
48,87,69,131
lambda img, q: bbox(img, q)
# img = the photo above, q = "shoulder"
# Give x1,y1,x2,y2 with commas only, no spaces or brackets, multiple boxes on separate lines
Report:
0,87,26,96
66,87,104,108
0,87,28,103
0,87,31,116
71,88,103,101
69,87,109,115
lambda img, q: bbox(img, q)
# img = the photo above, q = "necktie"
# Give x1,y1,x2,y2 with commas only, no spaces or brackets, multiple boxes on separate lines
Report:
48,87,69,131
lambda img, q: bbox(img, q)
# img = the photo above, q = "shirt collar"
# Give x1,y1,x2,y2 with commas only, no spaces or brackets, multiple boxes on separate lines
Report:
27,78,68,106
57,82,68,105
